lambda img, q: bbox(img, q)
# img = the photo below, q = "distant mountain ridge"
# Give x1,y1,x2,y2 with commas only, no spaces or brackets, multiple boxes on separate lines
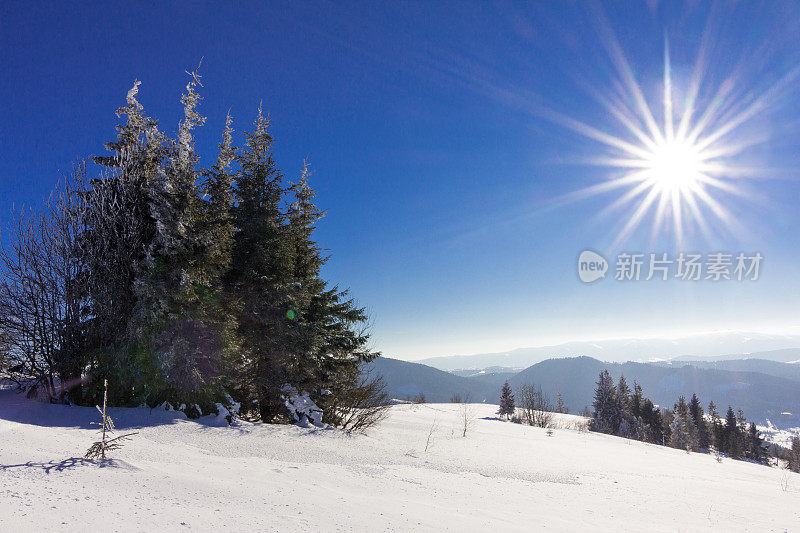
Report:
368,355,800,429
670,348,800,363
417,332,800,371
363,357,500,403
655,357,800,382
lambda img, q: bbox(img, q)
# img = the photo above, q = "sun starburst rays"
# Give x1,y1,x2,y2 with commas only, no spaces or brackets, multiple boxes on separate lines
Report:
557,36,776,250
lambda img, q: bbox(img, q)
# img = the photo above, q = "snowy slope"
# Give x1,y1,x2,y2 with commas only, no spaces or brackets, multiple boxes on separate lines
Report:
0,390,797,532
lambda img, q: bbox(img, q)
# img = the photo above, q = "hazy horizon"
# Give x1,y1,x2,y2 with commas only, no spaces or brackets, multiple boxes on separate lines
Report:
393,326,800,363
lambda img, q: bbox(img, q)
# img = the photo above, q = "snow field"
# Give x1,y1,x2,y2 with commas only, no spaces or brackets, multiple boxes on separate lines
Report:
0,392,797,531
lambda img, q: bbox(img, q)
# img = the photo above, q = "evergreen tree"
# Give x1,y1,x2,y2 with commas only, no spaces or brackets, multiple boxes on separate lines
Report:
723,406,741,458
616,375,633,437
746,422,768,464
92,80,165,172
230,106,296,421
669,396,699,451
84,71,237,412
555,391,568,414
688,394,710,449
631,382,644,419
646,401,666,445
128,68,237,414
27,71,378,427
625,381,665,444
591,370,618,434
282,159,328,391
284,159,377,423
203,113,236,283
616,375,631,411
736,409,749,459
662,409,674,445
497,380,515,419
81,80,167,405
708,401,724,451
788,436,800,473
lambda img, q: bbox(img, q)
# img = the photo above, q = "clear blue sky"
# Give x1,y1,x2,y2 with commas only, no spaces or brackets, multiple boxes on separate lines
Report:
2,1,799,360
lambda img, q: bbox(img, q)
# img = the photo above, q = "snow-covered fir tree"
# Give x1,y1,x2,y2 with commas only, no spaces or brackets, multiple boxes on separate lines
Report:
12,72,380,426
203,112,236,282
83,79,170,406
669,396,699,452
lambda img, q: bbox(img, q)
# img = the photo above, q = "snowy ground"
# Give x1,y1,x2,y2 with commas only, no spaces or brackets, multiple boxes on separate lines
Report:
1,391,798,532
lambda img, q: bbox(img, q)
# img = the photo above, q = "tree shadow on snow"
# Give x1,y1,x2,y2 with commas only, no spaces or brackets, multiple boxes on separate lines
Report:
0,389,341,435
0,388,212,431
0,456,133,473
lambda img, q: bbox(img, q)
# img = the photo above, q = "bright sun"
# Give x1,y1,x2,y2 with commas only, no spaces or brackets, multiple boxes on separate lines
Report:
545,37,774,249
645,140,703,191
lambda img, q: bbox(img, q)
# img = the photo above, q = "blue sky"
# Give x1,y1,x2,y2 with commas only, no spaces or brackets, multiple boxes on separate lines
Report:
2,1,800,360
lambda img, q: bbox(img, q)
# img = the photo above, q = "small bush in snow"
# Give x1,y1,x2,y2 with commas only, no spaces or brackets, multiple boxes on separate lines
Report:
85,380,137,460
460,402,475,437
518,383,553,428
326,370,390,434
425,417,438,452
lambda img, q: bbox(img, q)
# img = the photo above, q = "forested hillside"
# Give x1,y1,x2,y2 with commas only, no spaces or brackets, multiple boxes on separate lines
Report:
370,356,800,427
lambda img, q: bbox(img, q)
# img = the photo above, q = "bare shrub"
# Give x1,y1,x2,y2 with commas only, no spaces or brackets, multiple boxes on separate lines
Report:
781,470,790,492
573,418,590,432
518,384,553,428
0,169,88,400
327,370,390,434
550,417,589,432
85,380,136,460
460,401,475,437
450,393,462,403
412,392,426,404
425,417,438,452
